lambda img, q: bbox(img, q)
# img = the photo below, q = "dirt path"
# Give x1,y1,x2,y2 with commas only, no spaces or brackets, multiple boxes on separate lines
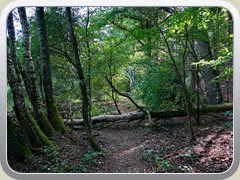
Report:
97,127,154,173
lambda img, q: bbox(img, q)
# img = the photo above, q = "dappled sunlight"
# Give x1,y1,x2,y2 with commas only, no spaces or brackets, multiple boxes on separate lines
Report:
195,130,233,165
119,145,143,157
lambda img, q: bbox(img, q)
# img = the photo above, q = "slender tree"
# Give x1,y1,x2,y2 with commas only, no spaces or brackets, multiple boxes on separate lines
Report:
18,7,55,137
7,11,53,148
158,27,195,141
36,7,67,132
85,7,93,118
66,7,102,151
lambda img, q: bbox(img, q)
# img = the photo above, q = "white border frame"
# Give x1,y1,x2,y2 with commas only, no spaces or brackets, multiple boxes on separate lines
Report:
0,0,239,179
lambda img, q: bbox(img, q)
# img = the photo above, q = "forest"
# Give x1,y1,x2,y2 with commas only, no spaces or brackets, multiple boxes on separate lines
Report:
7,6,233,173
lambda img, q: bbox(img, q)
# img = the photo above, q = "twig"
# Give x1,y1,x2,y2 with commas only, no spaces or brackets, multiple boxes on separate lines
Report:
157,125,174,135
174,153,205,159
106,76,154,125
65,133,78,144
105,76,145,113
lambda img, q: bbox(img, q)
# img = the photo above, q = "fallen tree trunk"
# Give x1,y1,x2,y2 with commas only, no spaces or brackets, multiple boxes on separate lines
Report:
199,103,233,113
64,102,232,126
65,113,146,126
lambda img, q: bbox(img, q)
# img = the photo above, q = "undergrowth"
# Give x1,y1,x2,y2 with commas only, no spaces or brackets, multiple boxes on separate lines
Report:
30,147,105,173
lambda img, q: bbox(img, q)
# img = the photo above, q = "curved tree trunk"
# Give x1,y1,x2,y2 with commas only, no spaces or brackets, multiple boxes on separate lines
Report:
18,7,55,137
36,7,67,132
108,66,121,115
7,12,53,148
66,7,102,152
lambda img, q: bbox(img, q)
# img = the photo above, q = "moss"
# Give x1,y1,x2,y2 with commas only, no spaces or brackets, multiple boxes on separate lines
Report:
24,107,54,148
8,138,33,168
21,145,34,160
37,112,55,137
51,100,68,132
7,118,33,165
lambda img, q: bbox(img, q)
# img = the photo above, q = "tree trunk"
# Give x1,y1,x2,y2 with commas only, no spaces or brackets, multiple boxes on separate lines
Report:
108,66,121,114
158,25,195,141
66,113,146,125
195,31,222,105
36,7,67,132
66,7,102,152
7,114,33,165
7,12,53,148
86,7,92,119
65,102,233,126
18,7,55,137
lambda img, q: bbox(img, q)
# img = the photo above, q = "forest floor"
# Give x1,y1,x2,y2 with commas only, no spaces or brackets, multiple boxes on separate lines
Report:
12,99,233,173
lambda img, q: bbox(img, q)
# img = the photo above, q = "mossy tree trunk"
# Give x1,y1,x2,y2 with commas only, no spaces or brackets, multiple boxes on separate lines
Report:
18,7,55,137
7,12,53,148
36,7,67,132
66,7,103,152
7,114,33,168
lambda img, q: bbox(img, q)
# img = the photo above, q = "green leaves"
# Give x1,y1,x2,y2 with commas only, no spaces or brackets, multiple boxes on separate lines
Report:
82,150,105,165
156,159,175,172
192,51,233,83
135,59,183,111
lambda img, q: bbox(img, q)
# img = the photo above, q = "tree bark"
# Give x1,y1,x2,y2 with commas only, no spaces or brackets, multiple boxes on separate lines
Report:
85,7,92,119
66,113,146,125
195,30,222,105
65,102,232,126
36,7,67,132
7,114,33,164
18,7,55,137
66,7,102,152
108,67,121,114
7,12,53,148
